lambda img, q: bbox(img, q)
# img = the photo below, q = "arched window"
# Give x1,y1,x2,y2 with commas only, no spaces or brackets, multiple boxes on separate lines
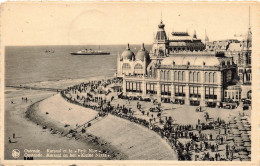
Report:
213,72,217,83
182,71,185,81
167,71,171,80
193,72,197,82
205,72,208,82
134,63,143,75
189,72,193,82
197,72,201,82
174,71,178,81
178,71,182,81
209,72,212,83
122,63,131,74
134,63,143,69
122,63,131,70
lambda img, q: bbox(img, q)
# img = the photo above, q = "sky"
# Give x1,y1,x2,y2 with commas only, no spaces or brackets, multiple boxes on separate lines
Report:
1,2,258,46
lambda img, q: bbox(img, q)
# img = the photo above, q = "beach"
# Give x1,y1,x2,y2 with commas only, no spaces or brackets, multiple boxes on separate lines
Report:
4,78,177,160
4,79,124,160
4,87,93,160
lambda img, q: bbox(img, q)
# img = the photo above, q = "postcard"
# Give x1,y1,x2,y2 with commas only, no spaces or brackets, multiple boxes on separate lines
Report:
0,2,259,165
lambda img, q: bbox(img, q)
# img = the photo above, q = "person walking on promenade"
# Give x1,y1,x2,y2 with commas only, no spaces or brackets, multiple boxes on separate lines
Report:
13,133,15,139
226,150,229,160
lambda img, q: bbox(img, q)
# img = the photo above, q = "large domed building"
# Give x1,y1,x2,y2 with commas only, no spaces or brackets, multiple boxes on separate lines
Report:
136,43,150,61
122,44,135,61
117,43,150,77
116,17,250,108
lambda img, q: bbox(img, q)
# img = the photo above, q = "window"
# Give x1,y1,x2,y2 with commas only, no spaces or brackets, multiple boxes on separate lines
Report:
133,82,136,92
205,72,208,82
168,71,171,80
182,71,185,81
134,63,143,75
189,72,193,82
194,72,197,82
189,86,200,98
126,82,129,92
178,71,182,81
122,63,131,70
197,72,201,82
174,71,178,81
134,63,143,69
175,85,185,97
146,83,156,94
213,72,217,83
161,84,171,96
206,87,209,96
205,87,217,99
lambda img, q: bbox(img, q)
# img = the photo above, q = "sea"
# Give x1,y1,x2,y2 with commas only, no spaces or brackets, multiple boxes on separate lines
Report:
5,45,152,86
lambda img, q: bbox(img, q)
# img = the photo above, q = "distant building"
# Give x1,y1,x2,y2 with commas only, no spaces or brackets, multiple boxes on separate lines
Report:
169,30,205,52
204,20,252,99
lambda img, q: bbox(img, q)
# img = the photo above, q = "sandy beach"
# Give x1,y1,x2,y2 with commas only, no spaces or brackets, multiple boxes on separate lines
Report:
4,80,125,160
5,78,177,160
27,94,177,160
4,87,97,160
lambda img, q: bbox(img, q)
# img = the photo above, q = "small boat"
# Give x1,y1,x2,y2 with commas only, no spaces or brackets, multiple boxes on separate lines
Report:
45,49,55,53
71,48,110,55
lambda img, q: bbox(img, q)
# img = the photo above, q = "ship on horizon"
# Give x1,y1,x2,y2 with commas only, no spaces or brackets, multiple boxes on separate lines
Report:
70,48,110,55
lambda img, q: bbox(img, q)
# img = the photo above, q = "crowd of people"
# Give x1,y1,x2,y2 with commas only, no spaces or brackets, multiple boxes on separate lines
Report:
60,78,250,161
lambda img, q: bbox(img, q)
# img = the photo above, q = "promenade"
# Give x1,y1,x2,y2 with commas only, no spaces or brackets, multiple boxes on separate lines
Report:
61,78,251,161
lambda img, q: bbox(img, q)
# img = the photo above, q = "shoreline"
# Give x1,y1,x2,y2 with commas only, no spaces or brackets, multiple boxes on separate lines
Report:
24,92,176,160
6,76,115,90
4,76,251,161
25,96,128,160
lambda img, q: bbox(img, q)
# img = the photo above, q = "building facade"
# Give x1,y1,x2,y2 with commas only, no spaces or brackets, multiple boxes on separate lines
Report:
116,19,250,107
205,25,252,99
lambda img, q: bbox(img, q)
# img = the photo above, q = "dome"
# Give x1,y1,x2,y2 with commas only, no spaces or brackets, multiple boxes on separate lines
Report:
122,44,135,60
136,43,150,61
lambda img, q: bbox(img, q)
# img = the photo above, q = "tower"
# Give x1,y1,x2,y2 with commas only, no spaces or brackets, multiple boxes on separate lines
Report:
152,14,169,57
246,6,252,49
